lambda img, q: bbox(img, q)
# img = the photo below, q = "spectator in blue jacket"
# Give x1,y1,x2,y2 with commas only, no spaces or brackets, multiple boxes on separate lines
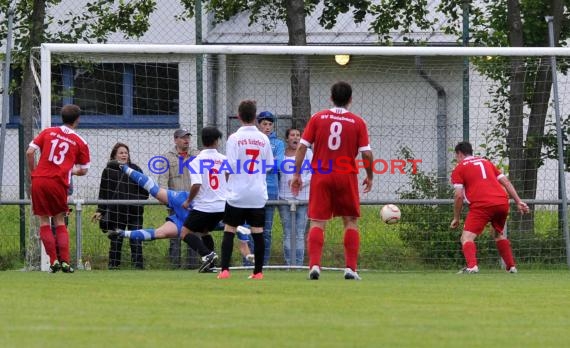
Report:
257,111,285,265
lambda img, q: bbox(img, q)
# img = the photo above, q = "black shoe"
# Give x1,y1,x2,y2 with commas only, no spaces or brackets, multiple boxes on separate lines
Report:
308,265,320,280
198,252,218,273
201,266,218,273
61,262,74,273
50,260,61,273
107,229,123,238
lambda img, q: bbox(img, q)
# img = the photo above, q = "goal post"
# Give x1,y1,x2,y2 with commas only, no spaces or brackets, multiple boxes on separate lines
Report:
28,43,570,270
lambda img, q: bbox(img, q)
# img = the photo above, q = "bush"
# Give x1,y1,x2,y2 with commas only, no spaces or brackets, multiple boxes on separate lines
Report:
396,147,463,267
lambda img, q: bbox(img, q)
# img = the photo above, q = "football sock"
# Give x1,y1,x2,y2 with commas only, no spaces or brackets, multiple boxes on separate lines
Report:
307,226,324,268
201,234,215,252
183,233,211,256
496,239,516,269
252,232,265,274
462,241,478,268
220,232,235,270
54,225,70,263
122,166,159,196
344,228,360,271
39,225,58,264
124,228,155,241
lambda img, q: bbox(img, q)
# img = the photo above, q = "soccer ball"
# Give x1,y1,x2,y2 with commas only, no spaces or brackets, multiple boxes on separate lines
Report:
380,204,401,224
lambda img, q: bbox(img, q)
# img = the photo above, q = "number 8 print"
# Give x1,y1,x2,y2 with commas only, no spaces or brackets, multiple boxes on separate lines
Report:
328,121,342,150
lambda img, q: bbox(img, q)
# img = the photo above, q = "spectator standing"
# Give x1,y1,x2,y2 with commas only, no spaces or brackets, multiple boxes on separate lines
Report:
279,128,312,266
26,104,91,273
93,143,149,269
257,111,285,265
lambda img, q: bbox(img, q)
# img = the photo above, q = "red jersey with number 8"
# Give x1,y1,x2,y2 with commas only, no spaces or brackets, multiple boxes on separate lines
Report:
450,156,507,208
29,125,91,188
301,107,370,173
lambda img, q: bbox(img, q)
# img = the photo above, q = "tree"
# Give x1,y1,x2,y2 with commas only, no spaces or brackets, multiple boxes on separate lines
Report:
439,0,568,234
448,0,568,203
0,0,156,268
0,0,157,185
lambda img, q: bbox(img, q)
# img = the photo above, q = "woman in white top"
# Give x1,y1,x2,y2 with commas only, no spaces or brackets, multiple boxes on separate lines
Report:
278,128,312,266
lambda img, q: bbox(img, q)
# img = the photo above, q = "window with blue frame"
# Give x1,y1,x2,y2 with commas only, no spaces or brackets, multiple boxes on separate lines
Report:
10,63,179,128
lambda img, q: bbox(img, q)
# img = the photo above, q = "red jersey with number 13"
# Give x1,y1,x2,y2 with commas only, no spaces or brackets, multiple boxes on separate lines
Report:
29,125,91,187
301,107,371,173
450,156,507,208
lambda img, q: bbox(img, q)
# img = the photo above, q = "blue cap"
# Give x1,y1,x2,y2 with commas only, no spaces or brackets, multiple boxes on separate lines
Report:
257,111,275,123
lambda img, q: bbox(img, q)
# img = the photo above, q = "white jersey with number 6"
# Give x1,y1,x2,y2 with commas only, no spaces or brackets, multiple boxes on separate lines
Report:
226,125,274,208
188,148,228,213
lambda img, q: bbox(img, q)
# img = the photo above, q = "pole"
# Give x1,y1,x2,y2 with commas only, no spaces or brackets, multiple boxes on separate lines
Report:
75,200,84,270
546,16,570,267
462,0,470,141
18,124,26,260
195,0,203,146
0,4,15,196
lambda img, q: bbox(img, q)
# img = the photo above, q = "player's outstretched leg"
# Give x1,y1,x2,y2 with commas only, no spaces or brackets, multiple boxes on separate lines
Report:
120,165,160,197
110,228,156,241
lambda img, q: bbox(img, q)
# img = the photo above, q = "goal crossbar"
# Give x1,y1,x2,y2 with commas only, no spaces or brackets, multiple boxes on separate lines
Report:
39,43,570,129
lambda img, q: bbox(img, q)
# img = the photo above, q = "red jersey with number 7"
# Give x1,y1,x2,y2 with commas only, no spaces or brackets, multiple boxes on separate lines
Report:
300,107,371,173
29,125,91,187
450,156,507,208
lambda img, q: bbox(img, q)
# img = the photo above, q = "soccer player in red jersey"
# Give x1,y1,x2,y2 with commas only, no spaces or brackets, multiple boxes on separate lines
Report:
26,104,91,273
291,81,374,280
450,141,529,274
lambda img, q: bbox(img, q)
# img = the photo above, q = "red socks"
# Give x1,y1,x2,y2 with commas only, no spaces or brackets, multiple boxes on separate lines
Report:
55,225,70,263
308,227,361,271
462,241,477,268
39,225,58,265
307,227,324,268
344,229,360,271
496,239,516,269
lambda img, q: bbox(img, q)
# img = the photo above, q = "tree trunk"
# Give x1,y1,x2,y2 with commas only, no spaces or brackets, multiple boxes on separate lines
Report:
522,0,563,199
506,0,532,236
523,59,552,198
20,0,46,192
285,0,311,129
506,0,525,196
21,0,46,270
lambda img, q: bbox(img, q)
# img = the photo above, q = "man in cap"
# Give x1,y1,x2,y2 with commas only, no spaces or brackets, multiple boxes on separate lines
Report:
256,111,285,265
158,128,202,269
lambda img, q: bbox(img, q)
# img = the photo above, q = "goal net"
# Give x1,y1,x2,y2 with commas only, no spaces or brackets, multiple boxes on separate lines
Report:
23,44,570,271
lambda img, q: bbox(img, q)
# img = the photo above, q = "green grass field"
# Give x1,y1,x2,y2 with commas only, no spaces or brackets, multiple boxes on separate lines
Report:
1,270,569,348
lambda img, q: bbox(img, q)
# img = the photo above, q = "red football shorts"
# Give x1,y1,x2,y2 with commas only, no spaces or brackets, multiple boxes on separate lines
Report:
31,176,69,216
463,203,509,235
308,172,360,220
